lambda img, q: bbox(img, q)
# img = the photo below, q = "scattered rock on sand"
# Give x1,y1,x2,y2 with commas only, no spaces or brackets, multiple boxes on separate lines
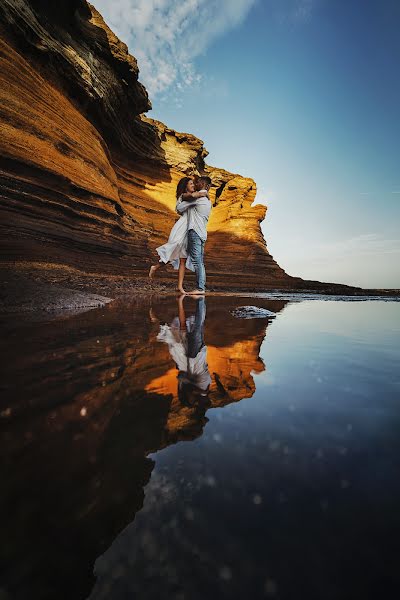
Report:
0,278,112,314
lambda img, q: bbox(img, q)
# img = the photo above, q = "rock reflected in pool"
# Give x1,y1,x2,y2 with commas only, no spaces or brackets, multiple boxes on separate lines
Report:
231,305,277,319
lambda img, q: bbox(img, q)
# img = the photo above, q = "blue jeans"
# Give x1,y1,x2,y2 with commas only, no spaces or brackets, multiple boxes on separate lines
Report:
187,297,206,358
188,229,206,291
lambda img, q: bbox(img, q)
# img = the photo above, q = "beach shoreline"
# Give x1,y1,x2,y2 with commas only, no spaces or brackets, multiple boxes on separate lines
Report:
1,263,399,316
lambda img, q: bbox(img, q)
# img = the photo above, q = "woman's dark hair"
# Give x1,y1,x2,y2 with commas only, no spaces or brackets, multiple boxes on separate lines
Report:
176,176,193,199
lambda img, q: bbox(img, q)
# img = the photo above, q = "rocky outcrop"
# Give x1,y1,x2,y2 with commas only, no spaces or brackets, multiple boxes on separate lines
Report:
0,0,296,290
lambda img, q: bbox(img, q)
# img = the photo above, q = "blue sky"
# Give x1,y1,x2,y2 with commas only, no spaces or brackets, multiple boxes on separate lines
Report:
94,0,400,288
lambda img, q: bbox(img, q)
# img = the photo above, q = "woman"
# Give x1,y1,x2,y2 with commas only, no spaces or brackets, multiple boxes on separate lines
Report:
148,177,209,294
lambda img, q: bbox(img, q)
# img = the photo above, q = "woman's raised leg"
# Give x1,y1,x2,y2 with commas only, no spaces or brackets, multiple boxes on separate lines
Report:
149,262,161,278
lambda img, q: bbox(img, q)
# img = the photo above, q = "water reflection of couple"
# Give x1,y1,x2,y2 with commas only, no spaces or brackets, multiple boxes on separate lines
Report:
157,296,211,406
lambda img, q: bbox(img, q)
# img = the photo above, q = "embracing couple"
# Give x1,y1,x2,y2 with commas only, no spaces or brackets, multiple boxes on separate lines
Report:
149,175,212,295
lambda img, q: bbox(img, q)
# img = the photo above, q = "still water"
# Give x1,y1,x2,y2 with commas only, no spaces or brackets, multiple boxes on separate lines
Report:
1,295,399,600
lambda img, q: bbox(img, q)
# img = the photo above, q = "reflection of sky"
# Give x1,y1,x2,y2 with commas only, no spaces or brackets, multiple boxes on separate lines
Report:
263,299,400,343
237,301,400,412
91,300,400,599
148,299,400,449
145,299,400,453
151,300,400,485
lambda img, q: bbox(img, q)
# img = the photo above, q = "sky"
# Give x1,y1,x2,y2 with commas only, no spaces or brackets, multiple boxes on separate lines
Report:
93,0,400,289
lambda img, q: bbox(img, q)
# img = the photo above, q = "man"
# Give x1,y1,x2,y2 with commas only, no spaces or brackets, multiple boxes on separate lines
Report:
176,176,212,295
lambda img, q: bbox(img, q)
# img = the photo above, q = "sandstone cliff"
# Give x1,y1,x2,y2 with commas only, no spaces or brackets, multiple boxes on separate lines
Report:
0,0,295,290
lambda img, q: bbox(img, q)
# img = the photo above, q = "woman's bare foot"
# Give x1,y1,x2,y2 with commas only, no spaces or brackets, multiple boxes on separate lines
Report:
187,289,205,295
177,287,186,294
149,308,158,323
149,265,158,279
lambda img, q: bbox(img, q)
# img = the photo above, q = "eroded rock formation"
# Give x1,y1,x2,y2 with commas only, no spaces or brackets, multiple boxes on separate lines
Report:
0,0,294,289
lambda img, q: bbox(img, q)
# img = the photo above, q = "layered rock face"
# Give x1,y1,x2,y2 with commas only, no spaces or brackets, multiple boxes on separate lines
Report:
0,0,293,288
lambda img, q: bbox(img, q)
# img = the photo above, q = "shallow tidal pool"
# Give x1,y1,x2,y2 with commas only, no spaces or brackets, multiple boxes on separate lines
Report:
1,295,399,600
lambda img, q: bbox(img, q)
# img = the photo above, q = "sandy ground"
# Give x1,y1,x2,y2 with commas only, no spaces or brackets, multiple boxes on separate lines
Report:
0,262,399,315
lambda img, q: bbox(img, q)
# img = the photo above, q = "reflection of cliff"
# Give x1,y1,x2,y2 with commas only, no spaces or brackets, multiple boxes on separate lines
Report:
147,298,273,414
146,337,265,436
0,296,286,600
0,0,294,290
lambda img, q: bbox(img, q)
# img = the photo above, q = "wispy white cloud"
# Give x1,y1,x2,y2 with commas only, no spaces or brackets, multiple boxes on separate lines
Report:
271,0,318,25
92,0,257,98
359,190,400,195
313,233,400,261
291,0,315,22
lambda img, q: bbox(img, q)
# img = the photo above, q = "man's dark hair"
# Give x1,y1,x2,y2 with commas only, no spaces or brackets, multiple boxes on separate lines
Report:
198,176,212,187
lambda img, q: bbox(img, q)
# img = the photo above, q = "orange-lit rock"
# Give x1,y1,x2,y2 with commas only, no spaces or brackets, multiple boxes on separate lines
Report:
0,0,293,290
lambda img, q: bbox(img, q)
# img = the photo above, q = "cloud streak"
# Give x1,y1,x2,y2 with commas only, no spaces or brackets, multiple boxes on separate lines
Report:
313,233,400,262
93,0,257,98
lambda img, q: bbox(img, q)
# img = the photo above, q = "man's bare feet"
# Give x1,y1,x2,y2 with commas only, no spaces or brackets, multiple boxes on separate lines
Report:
149,265,158,279
187,289,205,295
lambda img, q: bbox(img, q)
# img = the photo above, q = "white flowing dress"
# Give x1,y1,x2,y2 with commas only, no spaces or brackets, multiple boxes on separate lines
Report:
157,317,212,391
155,195,195,271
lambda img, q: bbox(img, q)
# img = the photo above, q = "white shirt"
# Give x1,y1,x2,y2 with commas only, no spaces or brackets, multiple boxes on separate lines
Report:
176,190,211,242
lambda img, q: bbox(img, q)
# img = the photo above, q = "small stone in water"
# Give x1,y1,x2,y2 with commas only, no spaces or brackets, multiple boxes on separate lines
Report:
219,566,232,581
264,578,278,596
205,475,216,487
231,306,276,319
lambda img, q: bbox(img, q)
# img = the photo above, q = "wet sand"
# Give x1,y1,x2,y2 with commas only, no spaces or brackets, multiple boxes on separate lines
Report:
1,263,399,316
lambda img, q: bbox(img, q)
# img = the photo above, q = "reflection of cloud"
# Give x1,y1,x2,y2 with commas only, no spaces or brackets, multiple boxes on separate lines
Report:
92,0,257,98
